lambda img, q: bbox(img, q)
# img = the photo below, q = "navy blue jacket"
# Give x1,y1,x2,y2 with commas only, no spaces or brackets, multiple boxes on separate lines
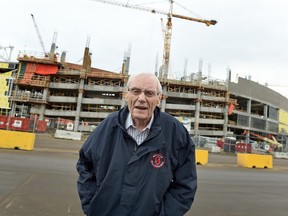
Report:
76,106,197,216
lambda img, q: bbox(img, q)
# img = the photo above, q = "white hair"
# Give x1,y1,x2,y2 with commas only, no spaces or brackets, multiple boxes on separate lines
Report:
126,72,162,94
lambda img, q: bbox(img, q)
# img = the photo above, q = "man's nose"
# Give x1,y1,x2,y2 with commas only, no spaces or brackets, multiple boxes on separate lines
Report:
137,91,146,100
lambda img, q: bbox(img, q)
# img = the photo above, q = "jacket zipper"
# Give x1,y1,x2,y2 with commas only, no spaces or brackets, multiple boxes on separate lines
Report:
118,123,139,154
133,143,138,154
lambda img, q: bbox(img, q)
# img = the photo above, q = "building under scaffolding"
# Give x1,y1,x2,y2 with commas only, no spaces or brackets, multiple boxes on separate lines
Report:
1,44,287,151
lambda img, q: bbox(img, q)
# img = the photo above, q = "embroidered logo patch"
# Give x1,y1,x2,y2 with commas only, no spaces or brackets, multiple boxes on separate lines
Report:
150,153,165,168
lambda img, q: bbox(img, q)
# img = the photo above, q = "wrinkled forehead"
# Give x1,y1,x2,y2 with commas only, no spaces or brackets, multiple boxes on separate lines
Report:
129,74,158,90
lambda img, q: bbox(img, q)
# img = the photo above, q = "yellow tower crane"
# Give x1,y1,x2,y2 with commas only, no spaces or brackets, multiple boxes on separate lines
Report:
91,0,217,79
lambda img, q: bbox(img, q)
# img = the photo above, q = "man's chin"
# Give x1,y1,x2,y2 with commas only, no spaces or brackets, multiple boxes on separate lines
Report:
132,111,149,120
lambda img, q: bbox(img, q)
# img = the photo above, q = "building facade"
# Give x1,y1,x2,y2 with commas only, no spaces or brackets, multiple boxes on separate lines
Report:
1,45,287,150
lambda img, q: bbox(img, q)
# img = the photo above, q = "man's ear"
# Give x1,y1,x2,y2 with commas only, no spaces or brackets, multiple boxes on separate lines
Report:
124,92,128,101
157,94,162,106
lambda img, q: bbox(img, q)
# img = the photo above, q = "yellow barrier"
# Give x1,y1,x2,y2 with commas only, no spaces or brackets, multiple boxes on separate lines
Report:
0,130,36,150
196,149,209,165
237,153,273,169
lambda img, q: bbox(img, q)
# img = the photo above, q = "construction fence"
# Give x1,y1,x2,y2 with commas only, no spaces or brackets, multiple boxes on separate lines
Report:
0,115,47,132
0,115,98,135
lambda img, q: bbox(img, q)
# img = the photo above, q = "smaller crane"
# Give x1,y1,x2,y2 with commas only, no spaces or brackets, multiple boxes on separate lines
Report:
30,14,47,55
0,45,14,61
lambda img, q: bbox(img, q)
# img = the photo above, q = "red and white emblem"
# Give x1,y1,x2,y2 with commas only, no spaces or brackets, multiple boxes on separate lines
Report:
150,153,165,168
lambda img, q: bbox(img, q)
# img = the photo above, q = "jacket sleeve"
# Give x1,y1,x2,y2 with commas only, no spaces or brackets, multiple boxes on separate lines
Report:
76,143,96,215
162,133,198,216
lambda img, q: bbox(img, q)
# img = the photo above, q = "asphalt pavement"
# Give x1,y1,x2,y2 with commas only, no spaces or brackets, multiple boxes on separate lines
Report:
0,133,287,216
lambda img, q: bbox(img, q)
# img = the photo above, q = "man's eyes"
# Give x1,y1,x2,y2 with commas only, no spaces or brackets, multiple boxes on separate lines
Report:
129,88,157,97
145,91,155,97
131,88,141,94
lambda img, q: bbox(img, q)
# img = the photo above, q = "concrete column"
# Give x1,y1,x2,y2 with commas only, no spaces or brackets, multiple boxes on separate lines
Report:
264,105,268,130
39,88,48,120
160,85,167,112
121,75,128,109
223,90,230,138
194,90,201,136
223,103,229,137
247,99,251,113
121,64,129,109
121,86,127,108
10,85,18,117
10,102,16,117
264,105,268,118
247,99,251,128
74,79,84,131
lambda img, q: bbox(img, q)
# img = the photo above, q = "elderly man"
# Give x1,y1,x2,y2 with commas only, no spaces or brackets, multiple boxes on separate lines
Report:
76,72,197,216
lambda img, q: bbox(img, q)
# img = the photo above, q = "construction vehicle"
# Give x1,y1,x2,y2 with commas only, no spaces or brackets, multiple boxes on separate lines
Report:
243,130,283,152
91,0,217,79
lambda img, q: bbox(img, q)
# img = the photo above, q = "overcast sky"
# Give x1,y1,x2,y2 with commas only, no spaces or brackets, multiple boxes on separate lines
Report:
1,0,288,97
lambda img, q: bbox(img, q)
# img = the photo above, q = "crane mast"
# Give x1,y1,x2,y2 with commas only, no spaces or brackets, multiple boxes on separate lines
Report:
31,14,47,55
91,0,217,79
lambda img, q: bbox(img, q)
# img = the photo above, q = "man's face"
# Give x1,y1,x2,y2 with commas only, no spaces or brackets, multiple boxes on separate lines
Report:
125,74,161,124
